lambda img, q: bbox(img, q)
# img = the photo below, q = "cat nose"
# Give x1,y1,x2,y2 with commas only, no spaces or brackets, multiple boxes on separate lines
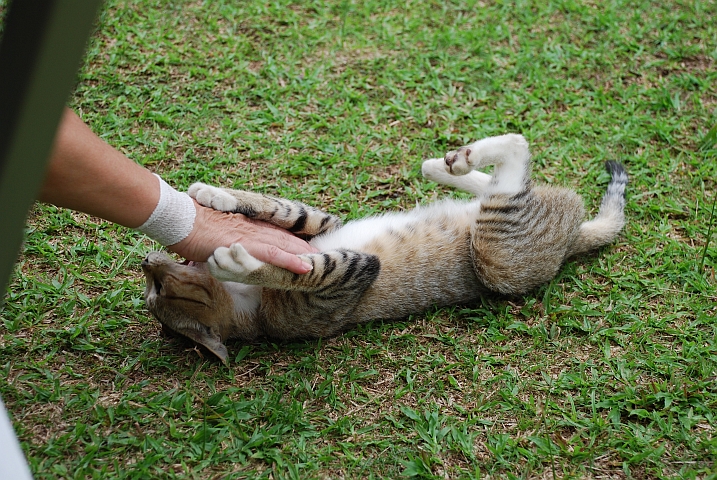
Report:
143,251,167,267
142,252,162,268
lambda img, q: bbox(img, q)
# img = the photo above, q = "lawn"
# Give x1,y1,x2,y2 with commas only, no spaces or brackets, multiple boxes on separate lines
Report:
1,0,716,478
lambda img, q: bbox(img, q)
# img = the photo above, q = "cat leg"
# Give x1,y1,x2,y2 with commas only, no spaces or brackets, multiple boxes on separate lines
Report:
209,243,380,291
210,244,379,340
443,134,531,195
421,158,491,195
188,183,341,237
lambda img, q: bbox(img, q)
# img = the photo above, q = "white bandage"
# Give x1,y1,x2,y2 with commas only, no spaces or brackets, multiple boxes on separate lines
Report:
136,174,196,246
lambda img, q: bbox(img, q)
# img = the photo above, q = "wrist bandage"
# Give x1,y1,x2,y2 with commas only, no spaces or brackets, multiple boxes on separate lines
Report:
137,174,196,246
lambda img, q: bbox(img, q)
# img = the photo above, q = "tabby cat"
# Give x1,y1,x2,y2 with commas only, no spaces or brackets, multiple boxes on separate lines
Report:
142,134,628,363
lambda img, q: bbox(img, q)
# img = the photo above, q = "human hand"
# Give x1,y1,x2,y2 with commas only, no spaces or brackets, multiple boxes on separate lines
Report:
168,201,318,274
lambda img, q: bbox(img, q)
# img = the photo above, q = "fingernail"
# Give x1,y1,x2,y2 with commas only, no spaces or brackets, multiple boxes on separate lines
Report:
301,261,313,272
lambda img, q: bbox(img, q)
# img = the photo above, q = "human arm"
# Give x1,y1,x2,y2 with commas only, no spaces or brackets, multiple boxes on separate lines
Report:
39,107,315,273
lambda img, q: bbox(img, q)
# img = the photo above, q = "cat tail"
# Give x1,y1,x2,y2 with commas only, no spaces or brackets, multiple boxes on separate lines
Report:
568,161,628,256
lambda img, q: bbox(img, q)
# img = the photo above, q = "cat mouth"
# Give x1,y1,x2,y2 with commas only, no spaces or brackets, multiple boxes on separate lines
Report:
180,259,210,273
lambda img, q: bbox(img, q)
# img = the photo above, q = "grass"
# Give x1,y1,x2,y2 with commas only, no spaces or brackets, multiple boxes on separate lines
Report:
1,0,716,478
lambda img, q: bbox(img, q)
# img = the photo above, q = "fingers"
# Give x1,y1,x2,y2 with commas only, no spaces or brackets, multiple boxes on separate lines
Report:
168,203,318,274
231,220,316,274
245,218,319,255
243,244,314,274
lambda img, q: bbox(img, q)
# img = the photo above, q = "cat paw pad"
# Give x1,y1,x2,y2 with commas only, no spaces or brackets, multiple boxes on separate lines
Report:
188,183,239,212
208,243,264,282
444,147,473,176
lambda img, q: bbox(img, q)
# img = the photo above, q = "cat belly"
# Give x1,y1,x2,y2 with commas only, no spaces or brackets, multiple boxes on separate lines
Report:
309,214,415,251
353,228,483,321
309,199,481,252
311,199,484,322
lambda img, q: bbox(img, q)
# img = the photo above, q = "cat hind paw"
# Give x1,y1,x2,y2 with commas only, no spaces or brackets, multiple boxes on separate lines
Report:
188,183,239,212
208,243,264,282
421,158,446,182
444,147,474,176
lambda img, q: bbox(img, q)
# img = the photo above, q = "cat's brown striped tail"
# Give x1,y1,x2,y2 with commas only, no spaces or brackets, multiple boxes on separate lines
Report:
568,161,628,256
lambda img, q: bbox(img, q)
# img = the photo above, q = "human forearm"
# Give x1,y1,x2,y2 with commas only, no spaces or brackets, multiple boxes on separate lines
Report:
40,107,159,228
39,108,316,272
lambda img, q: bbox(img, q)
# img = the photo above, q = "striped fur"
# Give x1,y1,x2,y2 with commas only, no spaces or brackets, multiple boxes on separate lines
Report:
143,134,628,363
187,184,341,238
568,161,628,256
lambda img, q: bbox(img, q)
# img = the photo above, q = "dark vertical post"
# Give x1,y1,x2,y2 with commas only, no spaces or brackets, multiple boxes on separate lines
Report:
0,0,104,292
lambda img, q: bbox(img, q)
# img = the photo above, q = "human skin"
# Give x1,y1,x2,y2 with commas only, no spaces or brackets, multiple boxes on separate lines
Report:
39,108,315,274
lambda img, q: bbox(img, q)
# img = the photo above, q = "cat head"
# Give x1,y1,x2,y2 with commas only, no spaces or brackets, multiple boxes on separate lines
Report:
141,252,237,364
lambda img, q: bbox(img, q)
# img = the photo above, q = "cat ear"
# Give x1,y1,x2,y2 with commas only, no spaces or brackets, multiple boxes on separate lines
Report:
171,324,229,365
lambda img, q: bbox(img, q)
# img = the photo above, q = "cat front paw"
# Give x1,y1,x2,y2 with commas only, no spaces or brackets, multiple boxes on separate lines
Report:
187,183,239,212
208,243,265,283
444,147,474,176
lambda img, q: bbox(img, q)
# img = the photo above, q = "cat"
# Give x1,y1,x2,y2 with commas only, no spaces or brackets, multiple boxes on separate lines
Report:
142,134,628,363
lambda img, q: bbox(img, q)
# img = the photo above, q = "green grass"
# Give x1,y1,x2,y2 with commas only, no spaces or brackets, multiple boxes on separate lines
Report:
2,0,716,478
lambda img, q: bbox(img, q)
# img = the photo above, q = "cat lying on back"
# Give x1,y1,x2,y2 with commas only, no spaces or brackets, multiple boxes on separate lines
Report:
142,134,628,363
